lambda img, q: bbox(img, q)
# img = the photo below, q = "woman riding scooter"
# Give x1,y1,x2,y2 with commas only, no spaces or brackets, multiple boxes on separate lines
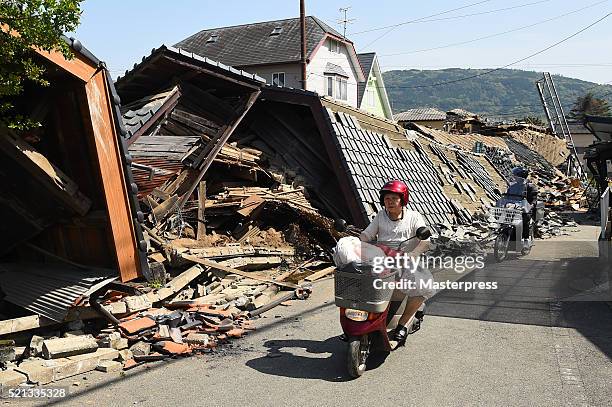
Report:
359,180,434,342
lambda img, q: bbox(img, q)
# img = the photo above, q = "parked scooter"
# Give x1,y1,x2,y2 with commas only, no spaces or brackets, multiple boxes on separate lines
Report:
333,221,431,378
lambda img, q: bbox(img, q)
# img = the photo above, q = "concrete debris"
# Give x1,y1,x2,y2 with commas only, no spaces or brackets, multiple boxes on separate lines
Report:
41,336,99,360
95,360,123,373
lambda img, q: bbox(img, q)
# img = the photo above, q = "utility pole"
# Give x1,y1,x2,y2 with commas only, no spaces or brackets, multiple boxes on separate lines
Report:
300,0,307,90
338,6,354,39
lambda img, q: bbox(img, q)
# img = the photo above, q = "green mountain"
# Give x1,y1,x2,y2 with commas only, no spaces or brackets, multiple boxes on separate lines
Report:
382,68,612,120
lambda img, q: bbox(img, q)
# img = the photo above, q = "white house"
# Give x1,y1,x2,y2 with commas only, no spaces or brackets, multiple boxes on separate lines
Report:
175,16,366,108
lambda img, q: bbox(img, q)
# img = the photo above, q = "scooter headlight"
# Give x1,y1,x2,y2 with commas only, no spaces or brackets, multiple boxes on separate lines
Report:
345,308,369,322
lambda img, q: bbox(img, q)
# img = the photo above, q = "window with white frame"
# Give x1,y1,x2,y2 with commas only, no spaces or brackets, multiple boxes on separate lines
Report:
325,75,348,100
272,72,285,87
325,75,334,97
336,77,347,101
328,38,340,53
366,89,375,106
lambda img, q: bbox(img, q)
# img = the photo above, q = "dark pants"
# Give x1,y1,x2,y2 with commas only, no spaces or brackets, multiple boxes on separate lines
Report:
522,212,532,239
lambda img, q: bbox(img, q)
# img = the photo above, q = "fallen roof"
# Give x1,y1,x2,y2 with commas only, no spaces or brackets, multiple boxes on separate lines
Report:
121,87,180,140
448,108,478,118
3,35,151,282
115,45,265,104
173,16,343,68
394,108,447,122
584,115,612,142
411,123,508,151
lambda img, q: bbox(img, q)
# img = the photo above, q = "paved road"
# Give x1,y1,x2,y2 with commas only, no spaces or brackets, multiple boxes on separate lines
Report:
28,226,612,407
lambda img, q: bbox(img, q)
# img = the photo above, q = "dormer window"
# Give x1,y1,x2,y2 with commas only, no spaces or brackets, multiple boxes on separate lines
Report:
206,34,219,44
270,27,283,36
328,38,340,53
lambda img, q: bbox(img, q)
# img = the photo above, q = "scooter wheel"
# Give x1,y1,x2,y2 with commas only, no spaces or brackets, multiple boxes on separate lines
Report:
494,230,510,262
347,335,369,378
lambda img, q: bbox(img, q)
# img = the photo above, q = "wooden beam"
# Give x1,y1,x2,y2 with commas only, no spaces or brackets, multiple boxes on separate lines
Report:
32,44,96,83
197,181,206,240
152,195,178,220
162,54,261,91
81,71,141,281
304,266,336,282
180,254,298,289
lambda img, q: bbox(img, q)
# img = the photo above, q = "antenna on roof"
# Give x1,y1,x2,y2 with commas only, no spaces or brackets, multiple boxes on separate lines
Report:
338,6,355,39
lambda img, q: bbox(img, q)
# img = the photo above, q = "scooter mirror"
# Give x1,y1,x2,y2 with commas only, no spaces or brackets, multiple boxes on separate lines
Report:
415,226,431,240
333,218,347,232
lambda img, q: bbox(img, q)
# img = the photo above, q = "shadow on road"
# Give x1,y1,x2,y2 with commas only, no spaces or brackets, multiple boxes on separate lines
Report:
245,336,393,381
245,337,350,381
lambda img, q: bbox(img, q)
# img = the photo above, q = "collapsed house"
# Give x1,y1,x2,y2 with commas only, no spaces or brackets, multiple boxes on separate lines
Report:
0,37,149,323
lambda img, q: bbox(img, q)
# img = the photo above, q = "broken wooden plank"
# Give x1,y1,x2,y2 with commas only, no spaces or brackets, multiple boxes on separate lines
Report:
197,181,206,240
180,254,298,289
304,266,336,282
152,195,179,220
146,264,206,303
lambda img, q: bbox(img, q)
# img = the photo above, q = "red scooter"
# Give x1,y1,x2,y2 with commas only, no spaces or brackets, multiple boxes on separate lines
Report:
333,223,431,378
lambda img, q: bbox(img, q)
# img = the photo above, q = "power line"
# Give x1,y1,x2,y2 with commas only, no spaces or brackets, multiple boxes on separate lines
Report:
407,0,553,24
379,63,612,69
355,0,495,50
357,0,552,51
354,0,508,35
378,1,608,57
376,12,612,89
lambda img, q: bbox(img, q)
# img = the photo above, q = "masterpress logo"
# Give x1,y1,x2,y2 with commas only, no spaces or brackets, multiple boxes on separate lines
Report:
372,277,498,292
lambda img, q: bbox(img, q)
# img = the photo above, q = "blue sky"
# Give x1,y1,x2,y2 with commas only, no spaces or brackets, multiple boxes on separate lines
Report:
73,0,612,83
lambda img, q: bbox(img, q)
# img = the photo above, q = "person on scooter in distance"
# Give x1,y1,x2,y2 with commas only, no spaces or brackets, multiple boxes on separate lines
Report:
497,167,538,250
359,180,433,343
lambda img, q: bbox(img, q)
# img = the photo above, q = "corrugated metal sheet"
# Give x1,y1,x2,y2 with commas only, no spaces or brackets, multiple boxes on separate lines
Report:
0,264,116,322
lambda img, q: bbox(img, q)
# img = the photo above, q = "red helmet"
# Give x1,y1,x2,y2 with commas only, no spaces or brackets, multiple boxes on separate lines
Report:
379,180,409,206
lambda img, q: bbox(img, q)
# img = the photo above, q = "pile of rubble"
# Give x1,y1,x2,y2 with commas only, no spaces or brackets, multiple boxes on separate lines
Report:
483,145,588,211
430,208,580,256
535,211,579,238
0,247,337,385
0,175,341,386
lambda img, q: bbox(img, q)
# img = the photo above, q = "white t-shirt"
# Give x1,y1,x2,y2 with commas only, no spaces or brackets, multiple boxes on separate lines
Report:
360,208,428,252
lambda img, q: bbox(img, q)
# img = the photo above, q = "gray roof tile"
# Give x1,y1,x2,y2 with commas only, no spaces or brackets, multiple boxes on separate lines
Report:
175,16,343,67
394,108,446,122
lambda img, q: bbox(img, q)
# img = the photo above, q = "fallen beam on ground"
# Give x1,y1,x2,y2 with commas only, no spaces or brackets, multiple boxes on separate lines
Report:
180,254,298,289
304,266,336,282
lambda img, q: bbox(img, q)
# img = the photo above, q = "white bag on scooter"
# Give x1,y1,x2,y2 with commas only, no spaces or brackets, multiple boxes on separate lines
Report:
332,236,386,268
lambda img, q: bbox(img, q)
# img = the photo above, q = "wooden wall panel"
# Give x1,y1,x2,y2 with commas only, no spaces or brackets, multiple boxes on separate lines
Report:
83,71,141,281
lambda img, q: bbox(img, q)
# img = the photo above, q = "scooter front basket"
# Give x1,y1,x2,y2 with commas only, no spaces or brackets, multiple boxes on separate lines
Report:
489,206,522,225
334,264,398,313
